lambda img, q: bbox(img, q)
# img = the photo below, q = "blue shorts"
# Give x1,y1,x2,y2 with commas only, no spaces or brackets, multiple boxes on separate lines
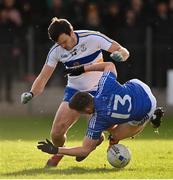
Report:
63,87,97,102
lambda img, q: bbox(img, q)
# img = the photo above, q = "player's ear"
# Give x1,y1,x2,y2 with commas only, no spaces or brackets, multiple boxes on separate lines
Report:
70,30,73,36
85,107,93,114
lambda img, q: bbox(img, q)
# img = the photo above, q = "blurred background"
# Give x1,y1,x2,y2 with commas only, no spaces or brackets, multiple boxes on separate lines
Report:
0,0,173,115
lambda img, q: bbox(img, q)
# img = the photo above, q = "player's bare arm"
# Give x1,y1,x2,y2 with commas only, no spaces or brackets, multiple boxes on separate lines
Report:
58,136,98,157
108,41,130,62
21,64,56,104
30,64,56,96
64,62,117,77
37,136,99,157
84,62,117,76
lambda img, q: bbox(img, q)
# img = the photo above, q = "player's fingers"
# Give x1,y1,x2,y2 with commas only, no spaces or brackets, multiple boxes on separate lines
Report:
46,138,53,145
37,146,51,154
37,145,44,149
39,147,49,153
41,149,51,154
38,141,47,145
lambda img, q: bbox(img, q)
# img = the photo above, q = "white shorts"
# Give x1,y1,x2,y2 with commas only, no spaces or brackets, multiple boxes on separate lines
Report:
128,79,157,126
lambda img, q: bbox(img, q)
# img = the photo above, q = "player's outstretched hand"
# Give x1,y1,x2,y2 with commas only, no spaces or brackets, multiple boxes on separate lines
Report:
37,139,59,154
64,66,85,76
21,92,33,104
110,51,124,62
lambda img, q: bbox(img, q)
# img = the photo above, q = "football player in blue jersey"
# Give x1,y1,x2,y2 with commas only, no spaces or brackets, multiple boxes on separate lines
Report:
21,17,130,167
37,62,164,160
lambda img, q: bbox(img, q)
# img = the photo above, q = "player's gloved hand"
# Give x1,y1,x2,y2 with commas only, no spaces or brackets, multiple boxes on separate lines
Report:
37,139,59,154
21,92,33,104
64,66,85,76
110,51,124,62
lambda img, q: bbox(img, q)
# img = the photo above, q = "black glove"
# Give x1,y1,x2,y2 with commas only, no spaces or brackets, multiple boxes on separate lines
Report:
37,139,59,154
64,66,85,76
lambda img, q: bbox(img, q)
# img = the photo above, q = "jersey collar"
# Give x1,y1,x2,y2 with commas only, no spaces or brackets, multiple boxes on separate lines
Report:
74,32,79,46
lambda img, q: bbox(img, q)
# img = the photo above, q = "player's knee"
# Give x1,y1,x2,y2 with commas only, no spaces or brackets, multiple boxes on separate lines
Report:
112,133,121,143
51,124,67,142
51,121,68,135
51,130,65,140
51,132,67,147
51,129,66,140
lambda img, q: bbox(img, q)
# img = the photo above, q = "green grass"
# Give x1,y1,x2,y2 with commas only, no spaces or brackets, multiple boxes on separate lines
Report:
0,116,173,179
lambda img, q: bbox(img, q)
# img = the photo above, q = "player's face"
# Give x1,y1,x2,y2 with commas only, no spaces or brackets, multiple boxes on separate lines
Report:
57,32,76,50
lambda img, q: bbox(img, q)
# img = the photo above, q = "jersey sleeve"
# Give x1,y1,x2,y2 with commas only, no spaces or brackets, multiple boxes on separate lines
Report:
86,114,104,140
45,45,59,67
94,31,113,51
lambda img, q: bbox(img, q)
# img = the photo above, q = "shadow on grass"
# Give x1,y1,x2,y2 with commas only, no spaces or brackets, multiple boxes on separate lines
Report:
2,166,135,177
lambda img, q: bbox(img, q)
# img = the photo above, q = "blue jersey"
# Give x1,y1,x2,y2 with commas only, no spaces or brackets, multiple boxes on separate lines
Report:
86,71,152,140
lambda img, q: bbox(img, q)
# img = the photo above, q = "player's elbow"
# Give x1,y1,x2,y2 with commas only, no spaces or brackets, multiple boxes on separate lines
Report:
123,48,130,61
105,62,114,68
105,62,116,72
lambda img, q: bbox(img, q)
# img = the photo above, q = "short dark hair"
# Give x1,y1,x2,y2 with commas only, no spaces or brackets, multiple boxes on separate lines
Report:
69,92,93,112
48,17,73,42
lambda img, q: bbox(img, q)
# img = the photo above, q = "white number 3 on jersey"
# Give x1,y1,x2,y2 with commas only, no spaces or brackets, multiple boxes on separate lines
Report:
111,95,132,119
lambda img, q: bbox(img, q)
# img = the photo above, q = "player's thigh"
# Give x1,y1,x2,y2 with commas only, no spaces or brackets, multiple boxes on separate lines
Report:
110,123,144,140
51,101,80,134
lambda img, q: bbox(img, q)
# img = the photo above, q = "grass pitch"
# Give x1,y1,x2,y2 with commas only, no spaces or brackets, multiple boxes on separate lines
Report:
0,115,173,179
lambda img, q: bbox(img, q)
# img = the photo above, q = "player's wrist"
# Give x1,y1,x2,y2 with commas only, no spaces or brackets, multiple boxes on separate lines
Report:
110,51,124,62
78,66,85,73
53,146,59,154
29,91,34,97
65,66,85,76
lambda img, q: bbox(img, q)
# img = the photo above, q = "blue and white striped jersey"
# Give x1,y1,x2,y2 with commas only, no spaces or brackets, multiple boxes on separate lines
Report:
86,71,154,140
46,30,113,91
